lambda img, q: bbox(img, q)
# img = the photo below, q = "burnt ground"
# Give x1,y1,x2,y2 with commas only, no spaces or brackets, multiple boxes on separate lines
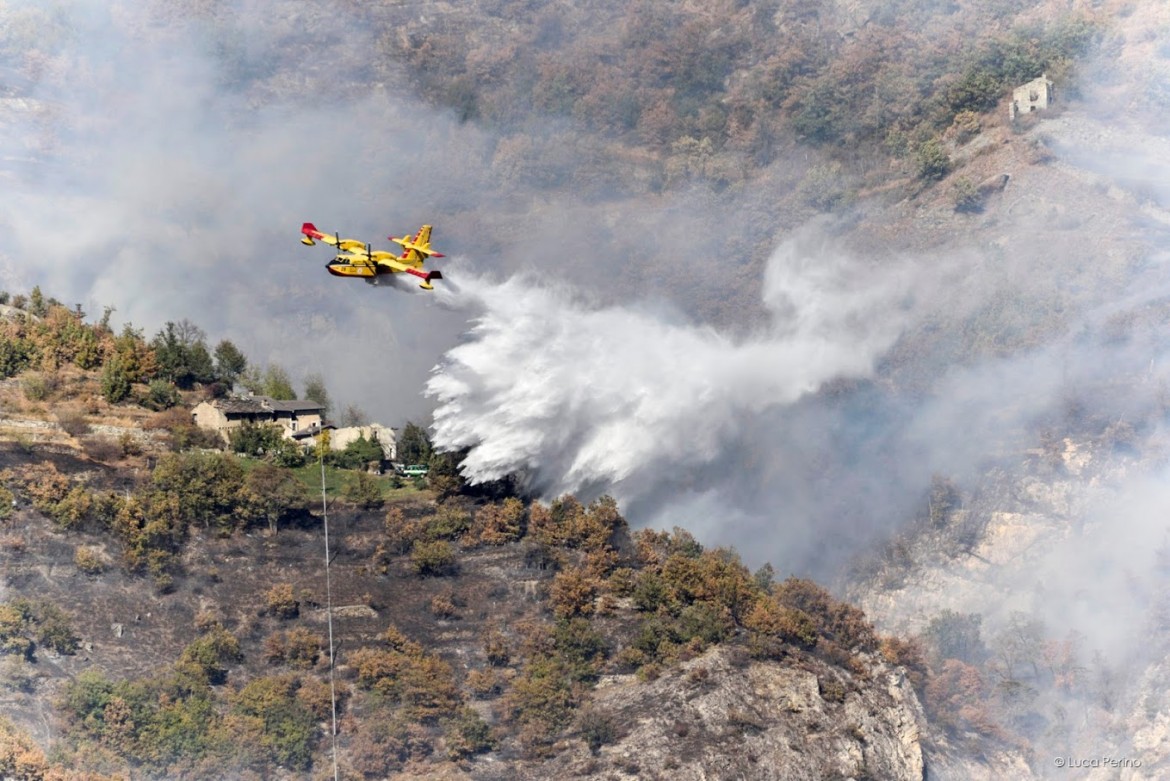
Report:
0,446,570,751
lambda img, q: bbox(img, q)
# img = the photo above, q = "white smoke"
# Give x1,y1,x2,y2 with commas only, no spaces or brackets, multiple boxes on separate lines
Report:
427,224,931,502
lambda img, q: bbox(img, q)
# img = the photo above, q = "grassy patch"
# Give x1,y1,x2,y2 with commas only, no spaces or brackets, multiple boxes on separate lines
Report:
289,463,423,502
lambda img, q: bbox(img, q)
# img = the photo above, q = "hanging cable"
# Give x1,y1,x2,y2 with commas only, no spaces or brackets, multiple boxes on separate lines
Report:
319,434,340,781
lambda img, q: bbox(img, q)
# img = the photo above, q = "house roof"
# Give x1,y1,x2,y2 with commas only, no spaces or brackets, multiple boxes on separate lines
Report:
290,422,336,440
265,398,324,413
210,395,325,415
214,397,269,414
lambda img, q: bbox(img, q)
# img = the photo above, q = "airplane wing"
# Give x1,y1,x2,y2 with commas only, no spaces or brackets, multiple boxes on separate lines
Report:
301,222,366,251
375,256,445,290
337,248,397,263
389,225,445,262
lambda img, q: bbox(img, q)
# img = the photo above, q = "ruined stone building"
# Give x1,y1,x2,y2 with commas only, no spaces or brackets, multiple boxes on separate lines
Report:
1010,73,1054,120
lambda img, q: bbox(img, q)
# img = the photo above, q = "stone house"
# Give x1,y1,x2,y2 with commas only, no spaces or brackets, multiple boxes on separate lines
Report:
191,395,325,442
1010,73,1053,120
327,424,398,461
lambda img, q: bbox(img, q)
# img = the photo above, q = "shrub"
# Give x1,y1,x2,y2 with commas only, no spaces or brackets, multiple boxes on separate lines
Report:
430,593,460,620
549,567,598,619
467,668,504,699
578,709,618,754
143,379,181,411
265,583,299,619
118,431,143,457
179,626,242,685
743,596,818,658
21,372,55,401
774,578,878,652
474,497,525,545
263,627,322,670
915,138,952,181
229,675,318,770
347,714,430,777
410,540,456,577
349,645,461,723
423,505,472,540
443,707,495,759
342,472,384,510
952,177,983,213
483,628,510,667
329,434,385,470
881,635,928,692
74,546,107,575
0,487,12,522
99,356,132,403
228,421,282,457
56,411,90,438
81,436,122,462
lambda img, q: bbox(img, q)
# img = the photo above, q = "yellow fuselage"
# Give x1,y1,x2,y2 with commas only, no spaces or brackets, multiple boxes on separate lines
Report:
325,259,383,279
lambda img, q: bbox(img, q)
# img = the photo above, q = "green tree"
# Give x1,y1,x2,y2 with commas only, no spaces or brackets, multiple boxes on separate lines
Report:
110,324,155,384
213,339,247,384
410,540,456,576
245,464,309,533
178,625,242,685
398,422,433,465
343,472,385,510
262,364,295,400
0,338,33,378
230,676,317,770
915,138,952,181
143,379,181,410
150,452,253,535
28,286,46,318
330,434,385,470
228,421,283,457
303,372,331,417
100,354,133,403
152,320,215,389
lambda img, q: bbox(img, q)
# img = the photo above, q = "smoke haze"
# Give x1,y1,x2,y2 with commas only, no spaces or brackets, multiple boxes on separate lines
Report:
6,0,1170,774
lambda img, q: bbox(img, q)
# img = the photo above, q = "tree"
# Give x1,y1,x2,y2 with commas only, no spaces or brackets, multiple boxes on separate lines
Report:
245,464,309,534
915,138,952,181
100,354,133,403
213,339,247,384
330,434,385,470
398,422,433,465
340,404,368,426
143,379,180,411
303,372,331,417
926,610,986,664
28,286,46,318
152,320,215,389
228,421,283,457
0,338,33,379
262,364,295,400
410,540,456,576
230,676,318,770
343,472,385,510
110,324,156,384
150,452,253,535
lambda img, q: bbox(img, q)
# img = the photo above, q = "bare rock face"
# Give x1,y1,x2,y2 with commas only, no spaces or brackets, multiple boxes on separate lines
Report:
487,646,925,781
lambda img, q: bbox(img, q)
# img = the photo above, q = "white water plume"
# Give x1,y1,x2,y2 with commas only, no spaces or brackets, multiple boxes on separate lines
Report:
427,227,929,501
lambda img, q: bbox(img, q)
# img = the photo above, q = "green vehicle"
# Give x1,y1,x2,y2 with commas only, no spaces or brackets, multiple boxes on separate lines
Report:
401,464,429,477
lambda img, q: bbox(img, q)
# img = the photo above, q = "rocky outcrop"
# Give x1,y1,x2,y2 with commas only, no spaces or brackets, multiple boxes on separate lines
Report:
482,646,926,781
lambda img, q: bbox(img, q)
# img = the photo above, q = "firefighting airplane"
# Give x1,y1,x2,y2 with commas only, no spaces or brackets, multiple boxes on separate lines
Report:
300,223,445,290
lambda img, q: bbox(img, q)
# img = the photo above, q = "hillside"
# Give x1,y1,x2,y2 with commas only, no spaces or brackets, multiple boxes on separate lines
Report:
2,0,1169,778
0,337,927,779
